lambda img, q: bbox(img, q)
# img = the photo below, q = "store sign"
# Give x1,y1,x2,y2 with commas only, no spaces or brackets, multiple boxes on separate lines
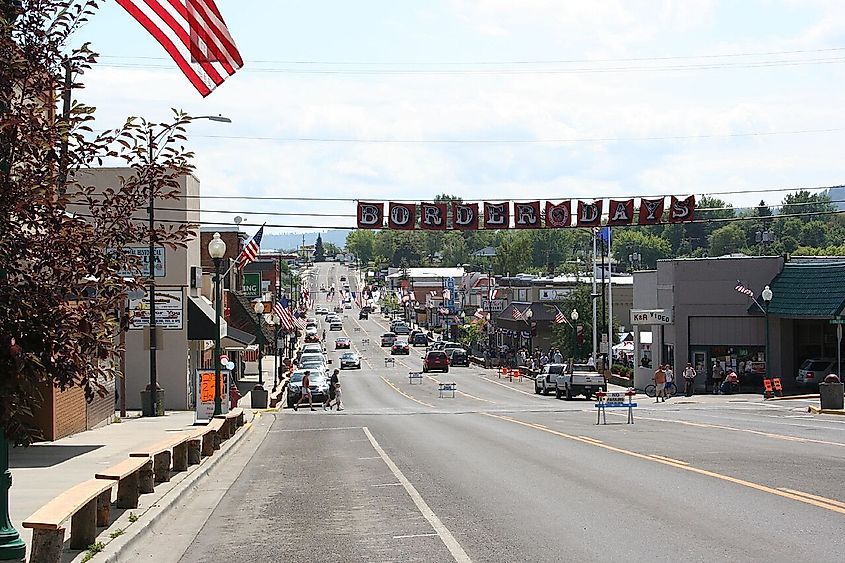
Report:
195,369,230,423
129,289,183,330
243,273,261,298
539,288,571,301
630,309,673,325
118,246,165,277
482,298,506,312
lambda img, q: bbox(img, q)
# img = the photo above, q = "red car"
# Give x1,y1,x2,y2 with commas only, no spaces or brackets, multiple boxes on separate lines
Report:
423,350,449,373
391,340,410,355
335,337,351,349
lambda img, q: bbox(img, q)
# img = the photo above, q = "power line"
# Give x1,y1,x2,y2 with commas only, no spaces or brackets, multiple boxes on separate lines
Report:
190,126,845,144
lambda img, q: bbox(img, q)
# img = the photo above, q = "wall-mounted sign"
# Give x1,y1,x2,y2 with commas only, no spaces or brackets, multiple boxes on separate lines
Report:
539,288,572,301
118,246,165,277
630,309,673,325
243,273,261,298
129,289,183,330
482,298,506,312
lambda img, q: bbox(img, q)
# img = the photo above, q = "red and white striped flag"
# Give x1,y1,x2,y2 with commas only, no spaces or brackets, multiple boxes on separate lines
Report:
512,307,524,321
735,281,754,298
554,307,571,326
116,0,243,97
273,300,296,332
237,224,264,270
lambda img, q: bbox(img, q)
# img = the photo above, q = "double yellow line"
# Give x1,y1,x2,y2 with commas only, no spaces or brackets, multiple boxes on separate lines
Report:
482,412,845,516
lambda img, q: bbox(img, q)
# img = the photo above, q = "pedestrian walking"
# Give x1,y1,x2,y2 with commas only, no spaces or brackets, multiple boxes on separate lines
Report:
711,361,723,395
293,370,316,411
654,364,667,402
323,368,343,410
683,362,697,397
665,364,675,399
553,349,563,364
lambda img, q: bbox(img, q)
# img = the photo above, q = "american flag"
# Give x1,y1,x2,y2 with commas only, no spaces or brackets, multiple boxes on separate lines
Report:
273,298,295,332
116,0,243,97
554,307,573,326
237,225,264,270
293,312,307,330
512,307,524,321
735,281,754,298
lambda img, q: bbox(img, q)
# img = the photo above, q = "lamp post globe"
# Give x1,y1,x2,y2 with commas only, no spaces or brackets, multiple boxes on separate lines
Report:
208,232,226,416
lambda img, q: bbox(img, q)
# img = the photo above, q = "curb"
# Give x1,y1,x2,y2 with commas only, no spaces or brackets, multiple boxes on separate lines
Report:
91,410,268,563
766,394,820,401
808,405,845,415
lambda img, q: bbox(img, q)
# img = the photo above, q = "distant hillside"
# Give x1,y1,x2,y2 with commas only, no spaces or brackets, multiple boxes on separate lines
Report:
827,186,845,211
263,230,351,252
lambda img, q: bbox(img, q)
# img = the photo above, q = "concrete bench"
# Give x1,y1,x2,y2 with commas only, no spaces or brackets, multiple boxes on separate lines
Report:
408,372,423,384
94,457,152,509
439,382,457,398
23,478,115,560
129,432,197,483
201,418,226,454
213,407,244,441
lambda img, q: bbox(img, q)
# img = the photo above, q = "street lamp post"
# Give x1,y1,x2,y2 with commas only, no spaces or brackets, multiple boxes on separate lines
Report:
208,232,226,416
254,301,265,387
525,308,534,353
147,115,230,417
571,309,580,362
762,285,773,383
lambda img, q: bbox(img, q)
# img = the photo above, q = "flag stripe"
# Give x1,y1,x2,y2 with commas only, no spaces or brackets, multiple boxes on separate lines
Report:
117,0,242,97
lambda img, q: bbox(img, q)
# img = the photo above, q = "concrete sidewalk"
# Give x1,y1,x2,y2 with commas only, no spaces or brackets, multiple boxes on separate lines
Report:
8,410,198,547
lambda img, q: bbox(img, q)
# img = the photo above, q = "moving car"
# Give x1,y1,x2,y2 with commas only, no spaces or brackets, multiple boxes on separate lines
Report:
329,320,343,331
304,327,320,343
325,314,340,324
335,337,351,349
534,363,564,395
410,332,428,347
359,310,369,320
300,343,324,357
315,306,328,315
797,358,835,387
555,363,607,400
344,303,352,309
393,324,411,335
339,352,361,370
381,332,397,347
391,339,410,355
423,350,449,373
446,348,468,367
286,370,330,408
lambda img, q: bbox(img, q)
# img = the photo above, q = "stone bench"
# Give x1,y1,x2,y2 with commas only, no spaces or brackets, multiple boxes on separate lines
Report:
129,431,198,483
213,407,244,441
23,478,115,560
94,456,152,509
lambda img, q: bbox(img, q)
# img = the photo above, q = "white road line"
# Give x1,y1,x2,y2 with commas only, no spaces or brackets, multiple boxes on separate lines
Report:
371,482,404,487
358,456,381,460
393,533,440,539
272,426,363,432
363,427,472,563
479,375,537,397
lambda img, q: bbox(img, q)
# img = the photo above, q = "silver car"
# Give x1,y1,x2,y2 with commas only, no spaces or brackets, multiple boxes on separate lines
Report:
340,352,361,370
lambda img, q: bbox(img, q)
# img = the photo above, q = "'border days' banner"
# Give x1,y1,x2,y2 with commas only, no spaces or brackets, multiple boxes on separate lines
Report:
356,196,695,230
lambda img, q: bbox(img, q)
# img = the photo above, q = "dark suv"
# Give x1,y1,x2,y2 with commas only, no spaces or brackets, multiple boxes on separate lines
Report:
423,350,449,373
411,332,428,347
446,348,468,367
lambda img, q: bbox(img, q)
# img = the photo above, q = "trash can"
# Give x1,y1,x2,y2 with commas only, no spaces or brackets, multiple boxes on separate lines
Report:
250,384,268,409
819,382,844,410
140,384,165,417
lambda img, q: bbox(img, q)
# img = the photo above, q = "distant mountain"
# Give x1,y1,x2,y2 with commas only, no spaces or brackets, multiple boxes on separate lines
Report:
827,186,845,211
263,230,351,252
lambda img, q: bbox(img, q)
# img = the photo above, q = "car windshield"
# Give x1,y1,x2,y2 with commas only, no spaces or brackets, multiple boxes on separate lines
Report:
383,333,396,338
291,371,324,383
341,353,358,359
803,360,832,371
395,340,408,346
300,354,324,363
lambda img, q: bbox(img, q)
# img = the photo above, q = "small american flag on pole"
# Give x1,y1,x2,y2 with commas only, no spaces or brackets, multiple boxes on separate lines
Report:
273,298,296,332
116,0,243,97
554,307,571,326
735,281,754,298
512,307,524,321
237,224,264,270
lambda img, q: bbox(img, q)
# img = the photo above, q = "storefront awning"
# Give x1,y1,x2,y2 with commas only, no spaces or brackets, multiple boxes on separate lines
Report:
752,262,845,318
187,295,226,341
221,326,255,350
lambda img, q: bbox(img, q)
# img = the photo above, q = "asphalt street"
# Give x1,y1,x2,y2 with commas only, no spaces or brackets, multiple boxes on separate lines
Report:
136,263,845,563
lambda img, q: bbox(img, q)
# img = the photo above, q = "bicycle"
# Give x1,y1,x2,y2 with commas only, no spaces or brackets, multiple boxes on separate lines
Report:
644,381,677,398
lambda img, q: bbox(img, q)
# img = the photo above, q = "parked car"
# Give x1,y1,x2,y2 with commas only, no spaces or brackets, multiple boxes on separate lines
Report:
534,364,564,395
555,363,607,400
432,341,462,351
335,337,351,349
797,358,836,387
446,348,468,366
423,350,449,373
359,311,369,320
300,343,324,357
287,370,330,408
391,340,410,355
339,352,361,370
381,332,397,347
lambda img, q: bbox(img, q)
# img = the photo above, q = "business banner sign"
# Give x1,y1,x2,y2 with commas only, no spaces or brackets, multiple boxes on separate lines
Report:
129,289,183,330
195,369,230,423
630,309,673,325
356,196,694,230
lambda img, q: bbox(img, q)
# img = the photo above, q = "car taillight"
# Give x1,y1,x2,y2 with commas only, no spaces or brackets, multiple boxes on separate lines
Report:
807,372,814,379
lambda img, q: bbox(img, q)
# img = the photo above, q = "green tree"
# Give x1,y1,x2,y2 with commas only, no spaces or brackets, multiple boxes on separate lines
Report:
442,231,469,266
709,224,746,256
799,220,827,248
781,190,835,218
314,233,325,262
323,242,341,257
612,230,672,270
345,229,376,265
458,322,485,351
685,196,735,250
494,231,532,275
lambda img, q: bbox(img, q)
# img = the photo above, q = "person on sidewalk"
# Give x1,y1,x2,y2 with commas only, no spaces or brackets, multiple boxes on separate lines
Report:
654,364,667,402
553,348,563,364
711,361,723,395
665,364,675,398
293,370,316,411
683,362,697,397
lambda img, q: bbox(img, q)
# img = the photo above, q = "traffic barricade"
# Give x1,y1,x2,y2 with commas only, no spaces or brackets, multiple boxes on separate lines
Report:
763,378,774,398
772,378,784,397
408,371,423,384
439,382,457,398
595,389,637,425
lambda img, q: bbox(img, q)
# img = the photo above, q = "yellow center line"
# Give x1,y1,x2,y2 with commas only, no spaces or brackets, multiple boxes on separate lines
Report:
425,375,496,404
649,454,689,466
578,435,604,444
610,412,845,448
380,375,435,408
481,412,845,517
778,488,845,509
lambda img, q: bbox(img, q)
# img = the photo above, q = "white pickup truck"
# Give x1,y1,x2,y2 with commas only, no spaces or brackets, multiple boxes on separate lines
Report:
555,363,607,400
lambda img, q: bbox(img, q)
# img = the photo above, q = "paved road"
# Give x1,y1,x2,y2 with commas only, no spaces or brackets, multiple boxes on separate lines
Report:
138,263,845,562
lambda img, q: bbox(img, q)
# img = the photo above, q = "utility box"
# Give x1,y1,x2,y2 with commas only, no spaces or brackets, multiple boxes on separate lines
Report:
819,382,844,410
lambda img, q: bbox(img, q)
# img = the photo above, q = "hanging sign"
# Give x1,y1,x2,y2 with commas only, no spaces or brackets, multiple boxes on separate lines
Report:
356,196,695,230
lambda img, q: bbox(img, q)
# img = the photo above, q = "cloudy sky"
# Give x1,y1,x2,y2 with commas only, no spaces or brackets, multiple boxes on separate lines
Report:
76,1,845,235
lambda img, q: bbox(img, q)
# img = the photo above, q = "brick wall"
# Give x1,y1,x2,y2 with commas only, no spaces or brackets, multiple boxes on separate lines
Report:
87,377,115,430
53,386,86,441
